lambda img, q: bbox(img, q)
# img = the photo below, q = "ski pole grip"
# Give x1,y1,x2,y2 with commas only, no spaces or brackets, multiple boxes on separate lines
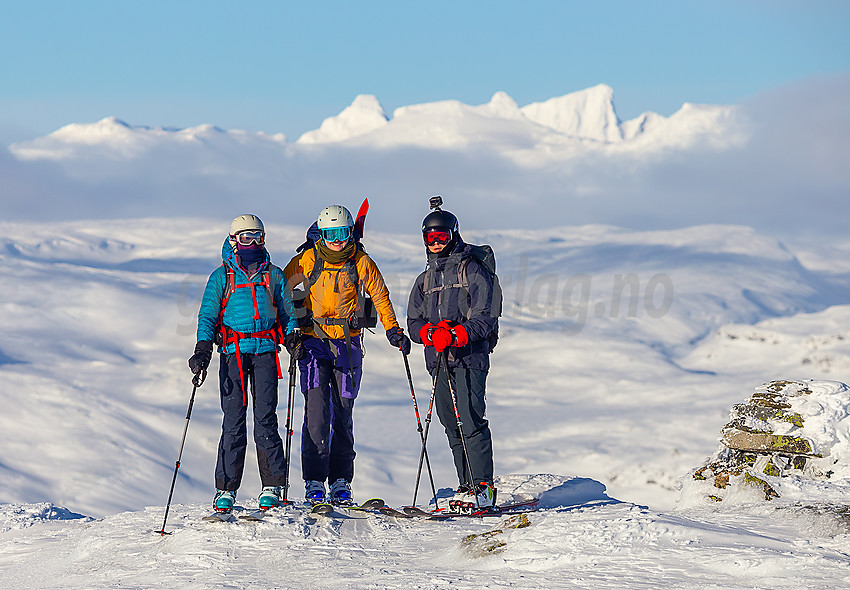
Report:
192,369,207,388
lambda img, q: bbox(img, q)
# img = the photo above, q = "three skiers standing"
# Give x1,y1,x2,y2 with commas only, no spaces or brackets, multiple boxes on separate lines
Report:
407,199,499,512
186,200,497,514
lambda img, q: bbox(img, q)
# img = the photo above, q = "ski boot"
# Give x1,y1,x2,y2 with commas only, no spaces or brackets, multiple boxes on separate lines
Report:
305,480,327,505
213,489,236,513
329,478,354,506
448,482,497,514
258,486,283,510
473,482,497,511
448,485,472,514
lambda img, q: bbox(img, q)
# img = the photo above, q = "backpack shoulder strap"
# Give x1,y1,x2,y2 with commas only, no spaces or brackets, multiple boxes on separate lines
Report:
221,264,236,310
345,253,359,287
305,248,325,293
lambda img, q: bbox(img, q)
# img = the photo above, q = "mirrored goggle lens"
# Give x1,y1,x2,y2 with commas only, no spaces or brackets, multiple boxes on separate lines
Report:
424,230,451,245
236,230,265,245
321,226,352,243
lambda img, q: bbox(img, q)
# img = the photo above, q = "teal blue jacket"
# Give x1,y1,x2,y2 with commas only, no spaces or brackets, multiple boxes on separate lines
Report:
197,240,298,355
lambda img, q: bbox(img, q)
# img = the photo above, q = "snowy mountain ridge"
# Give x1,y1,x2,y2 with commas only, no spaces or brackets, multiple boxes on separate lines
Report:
10,84,741,164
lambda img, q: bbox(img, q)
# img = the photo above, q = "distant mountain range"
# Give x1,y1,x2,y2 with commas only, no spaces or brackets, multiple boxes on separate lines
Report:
10,84,744,166
5,80,844,240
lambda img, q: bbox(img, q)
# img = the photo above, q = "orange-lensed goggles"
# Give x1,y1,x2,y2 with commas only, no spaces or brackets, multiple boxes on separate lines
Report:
424,230,452,246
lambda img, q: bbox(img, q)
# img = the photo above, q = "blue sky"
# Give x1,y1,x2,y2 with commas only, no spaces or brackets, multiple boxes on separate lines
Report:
1,0,848,143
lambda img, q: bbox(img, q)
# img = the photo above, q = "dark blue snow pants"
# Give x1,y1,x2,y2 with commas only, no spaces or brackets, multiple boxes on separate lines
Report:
300,356,356,484
432,366,494,488
215,351,287,491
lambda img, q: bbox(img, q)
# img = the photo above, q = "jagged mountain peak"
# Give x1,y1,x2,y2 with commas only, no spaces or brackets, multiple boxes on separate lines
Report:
472,91,523,119
520,84,623,143
297,94,389,144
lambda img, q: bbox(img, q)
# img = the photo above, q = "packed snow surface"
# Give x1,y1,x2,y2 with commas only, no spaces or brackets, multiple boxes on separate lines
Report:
1,219,849,588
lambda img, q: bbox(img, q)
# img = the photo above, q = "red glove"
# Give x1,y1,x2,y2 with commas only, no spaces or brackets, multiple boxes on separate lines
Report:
430,326,454,353
420,323,436,346
436,320,469,348
451,323,469,347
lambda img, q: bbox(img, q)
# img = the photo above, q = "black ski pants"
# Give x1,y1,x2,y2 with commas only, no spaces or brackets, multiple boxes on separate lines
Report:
215,351,287,491
300,358,356,484
432,366,494,487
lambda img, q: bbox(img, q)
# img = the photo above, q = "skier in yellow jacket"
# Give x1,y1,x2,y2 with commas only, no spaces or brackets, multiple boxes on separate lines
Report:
284,204,411,505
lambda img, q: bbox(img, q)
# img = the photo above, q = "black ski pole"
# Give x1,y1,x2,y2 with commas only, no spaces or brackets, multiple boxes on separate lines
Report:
412,353,441,510
156,369,206,536
443,351,479,511
281,354,297,505
403,351,439,510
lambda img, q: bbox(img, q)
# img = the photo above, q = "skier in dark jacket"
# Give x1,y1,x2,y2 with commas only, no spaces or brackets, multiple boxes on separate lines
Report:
407,199,498,512
188,214,300,513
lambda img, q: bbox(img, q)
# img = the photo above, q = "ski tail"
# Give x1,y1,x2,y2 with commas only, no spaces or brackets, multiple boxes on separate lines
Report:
354,197,369,241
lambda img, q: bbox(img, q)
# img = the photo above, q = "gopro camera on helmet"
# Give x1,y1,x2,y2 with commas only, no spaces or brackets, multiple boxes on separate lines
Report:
429,195,443,210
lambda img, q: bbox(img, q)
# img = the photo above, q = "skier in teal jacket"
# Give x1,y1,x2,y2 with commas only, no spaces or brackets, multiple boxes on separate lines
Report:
189,214,300,513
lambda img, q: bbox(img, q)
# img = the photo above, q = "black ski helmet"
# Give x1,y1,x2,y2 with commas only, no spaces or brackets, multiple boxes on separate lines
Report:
422,196,458,234
422,209,458,234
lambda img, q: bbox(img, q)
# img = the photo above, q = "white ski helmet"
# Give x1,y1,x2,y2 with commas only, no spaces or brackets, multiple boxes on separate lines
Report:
230,214,264,235
228,214,265,250
317,205,353,230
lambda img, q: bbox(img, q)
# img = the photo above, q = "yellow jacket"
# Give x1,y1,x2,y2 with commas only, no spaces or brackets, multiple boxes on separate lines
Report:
284,247,399,339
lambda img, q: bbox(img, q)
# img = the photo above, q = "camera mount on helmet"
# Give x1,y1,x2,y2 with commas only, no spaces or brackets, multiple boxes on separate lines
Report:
422,195,458,239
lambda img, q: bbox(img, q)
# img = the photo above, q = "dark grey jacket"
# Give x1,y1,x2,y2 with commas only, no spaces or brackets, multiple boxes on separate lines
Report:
407,240,497,371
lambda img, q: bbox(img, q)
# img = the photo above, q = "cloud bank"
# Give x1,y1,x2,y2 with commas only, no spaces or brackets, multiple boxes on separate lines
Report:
1,76,847,241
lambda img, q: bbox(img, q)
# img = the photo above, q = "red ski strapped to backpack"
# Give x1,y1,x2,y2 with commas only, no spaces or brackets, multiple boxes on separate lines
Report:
216,265,286,405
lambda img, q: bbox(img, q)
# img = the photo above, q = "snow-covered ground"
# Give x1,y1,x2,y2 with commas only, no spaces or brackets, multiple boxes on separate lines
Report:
3,475,850,589
1,219,849,588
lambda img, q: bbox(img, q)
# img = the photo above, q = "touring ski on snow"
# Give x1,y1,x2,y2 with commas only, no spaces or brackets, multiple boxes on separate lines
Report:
384,498,540,520
202,511,235,523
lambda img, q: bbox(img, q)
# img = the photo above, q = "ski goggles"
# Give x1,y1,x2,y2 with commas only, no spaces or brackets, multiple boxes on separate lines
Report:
321,226,352,243
424,229,452,246
233,230,265,246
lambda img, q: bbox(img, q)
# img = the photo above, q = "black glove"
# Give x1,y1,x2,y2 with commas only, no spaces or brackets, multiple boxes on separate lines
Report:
188,340,213,375
284,330,305,360
386,327,411,356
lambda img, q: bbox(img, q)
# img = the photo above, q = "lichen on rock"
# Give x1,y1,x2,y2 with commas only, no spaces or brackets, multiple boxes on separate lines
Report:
679,379,850,507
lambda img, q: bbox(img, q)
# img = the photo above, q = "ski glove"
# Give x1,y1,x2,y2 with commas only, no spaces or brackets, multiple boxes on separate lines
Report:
284,330,305,360
430,326,453,353
428,320,470,353
420,323,436,345
188,340,213,374
437,320,469,348
386,327,412,356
